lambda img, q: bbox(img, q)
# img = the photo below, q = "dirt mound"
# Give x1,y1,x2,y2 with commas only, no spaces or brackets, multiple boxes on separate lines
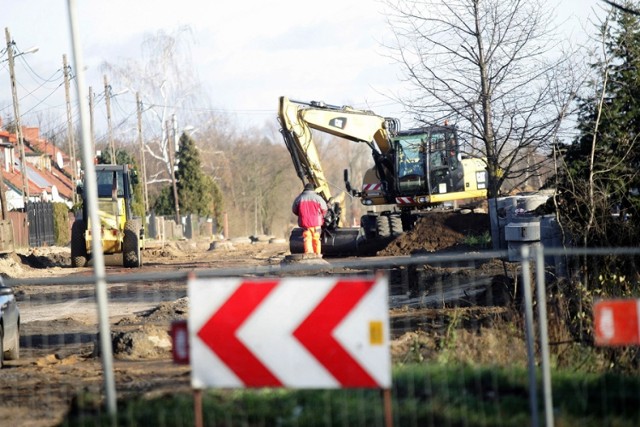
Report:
117,297,189,325
379,212,490,256
20,251,70,268
111,324,172,359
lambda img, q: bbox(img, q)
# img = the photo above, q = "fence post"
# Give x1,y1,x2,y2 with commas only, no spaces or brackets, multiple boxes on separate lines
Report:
534,245,554,427
520,245,539,427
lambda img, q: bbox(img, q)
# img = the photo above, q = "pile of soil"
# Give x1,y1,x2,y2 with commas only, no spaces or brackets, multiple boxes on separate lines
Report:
379,212,490,256
116,297,189,325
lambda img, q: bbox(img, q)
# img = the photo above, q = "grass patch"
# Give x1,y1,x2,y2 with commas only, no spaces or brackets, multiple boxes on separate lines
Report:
60,363,640,426
462,231,492,248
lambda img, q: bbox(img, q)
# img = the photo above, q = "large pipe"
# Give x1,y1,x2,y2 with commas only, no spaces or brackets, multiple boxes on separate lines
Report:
289,227,394,257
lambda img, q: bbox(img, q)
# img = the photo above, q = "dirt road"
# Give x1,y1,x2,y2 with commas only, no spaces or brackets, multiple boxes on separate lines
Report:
0,212,512,427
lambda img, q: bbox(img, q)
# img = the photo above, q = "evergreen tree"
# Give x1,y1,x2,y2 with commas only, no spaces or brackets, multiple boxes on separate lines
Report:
174,132,222,217
152,133,224,221
152,185,174,216
555,6,640,247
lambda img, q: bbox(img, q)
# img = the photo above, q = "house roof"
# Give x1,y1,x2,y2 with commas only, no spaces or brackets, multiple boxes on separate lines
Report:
23,127,76,179
0,126,75,202
2,166,43,196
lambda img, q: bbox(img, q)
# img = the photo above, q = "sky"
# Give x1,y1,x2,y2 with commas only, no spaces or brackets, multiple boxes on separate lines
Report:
1,0,606,141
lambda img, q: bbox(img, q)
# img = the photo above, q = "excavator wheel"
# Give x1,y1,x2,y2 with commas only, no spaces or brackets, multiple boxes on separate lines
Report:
123,220,142,268
360,215,377,239
70,220,88,268
376,215,391,238
389,215,404,236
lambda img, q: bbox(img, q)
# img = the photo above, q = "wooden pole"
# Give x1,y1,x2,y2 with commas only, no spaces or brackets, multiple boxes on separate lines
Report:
136,92,149,214
5,27,30,207
104,75,115,164
383,388,393,427
193,388,203,427
63,54,77,203
168,114,180,224
88,86,95,160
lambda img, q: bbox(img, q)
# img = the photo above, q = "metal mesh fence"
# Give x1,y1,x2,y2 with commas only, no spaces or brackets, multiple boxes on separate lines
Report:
1,246,640,426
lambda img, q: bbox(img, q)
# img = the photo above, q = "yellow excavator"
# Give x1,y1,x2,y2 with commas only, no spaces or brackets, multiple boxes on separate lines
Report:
278,96,488,256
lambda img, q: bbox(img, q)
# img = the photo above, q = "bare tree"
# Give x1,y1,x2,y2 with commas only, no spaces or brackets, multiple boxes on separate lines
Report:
384,0,583,198
101,27,203,187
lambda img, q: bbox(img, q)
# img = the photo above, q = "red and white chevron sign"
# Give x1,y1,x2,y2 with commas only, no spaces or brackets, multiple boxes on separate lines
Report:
188,277,390,389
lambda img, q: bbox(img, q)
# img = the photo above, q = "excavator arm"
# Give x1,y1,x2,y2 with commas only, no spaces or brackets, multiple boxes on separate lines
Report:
278,96,400,203
279,96,400,255
278,97,334,203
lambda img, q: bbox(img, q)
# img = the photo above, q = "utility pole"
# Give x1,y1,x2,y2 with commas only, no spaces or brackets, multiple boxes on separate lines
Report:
63,54,77,203
5,27,30,209
104,75,115,164
0,139,7,219
136,92,149,214
89,86,95,161
168,114,180,224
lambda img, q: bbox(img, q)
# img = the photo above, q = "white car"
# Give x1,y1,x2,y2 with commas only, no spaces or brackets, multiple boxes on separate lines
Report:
0,279,19,367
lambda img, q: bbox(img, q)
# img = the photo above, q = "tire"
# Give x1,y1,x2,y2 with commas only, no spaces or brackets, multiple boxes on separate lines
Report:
376,215,391,238
389,215,404,236
123,220,141,268
71,220,88,268
360,215,377,239
401,212,417,232
0,324,4,369
6,323,18,361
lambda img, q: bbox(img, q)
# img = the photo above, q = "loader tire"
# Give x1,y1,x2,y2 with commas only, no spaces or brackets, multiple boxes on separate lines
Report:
5,323,19,361
123,220,142,268
71,220,88,268
0,324,4,369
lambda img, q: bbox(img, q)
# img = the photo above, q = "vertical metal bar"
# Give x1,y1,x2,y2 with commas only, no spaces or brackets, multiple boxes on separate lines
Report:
521,245,539,427
66,0,117,417
535,245,554,427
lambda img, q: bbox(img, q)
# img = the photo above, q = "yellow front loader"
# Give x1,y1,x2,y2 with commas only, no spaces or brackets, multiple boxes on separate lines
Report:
70,165,143,268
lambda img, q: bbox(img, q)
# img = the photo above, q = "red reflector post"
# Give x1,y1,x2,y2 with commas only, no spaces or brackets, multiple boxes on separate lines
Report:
594,299,640,346
171,320,190,364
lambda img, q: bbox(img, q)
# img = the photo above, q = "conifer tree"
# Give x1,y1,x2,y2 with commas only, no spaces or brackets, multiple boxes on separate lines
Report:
174,132,222,218
153,132,224,219
555,6,640,247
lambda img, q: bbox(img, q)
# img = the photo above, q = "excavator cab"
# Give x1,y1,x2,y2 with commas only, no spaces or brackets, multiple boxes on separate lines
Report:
392,126,466,204
395,134,427,192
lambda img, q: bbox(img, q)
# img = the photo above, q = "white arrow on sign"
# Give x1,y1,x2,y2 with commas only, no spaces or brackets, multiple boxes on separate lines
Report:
188,276,390,389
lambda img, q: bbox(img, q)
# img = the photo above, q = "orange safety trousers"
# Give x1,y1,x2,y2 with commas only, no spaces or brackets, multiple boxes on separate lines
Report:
302,227,321,255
